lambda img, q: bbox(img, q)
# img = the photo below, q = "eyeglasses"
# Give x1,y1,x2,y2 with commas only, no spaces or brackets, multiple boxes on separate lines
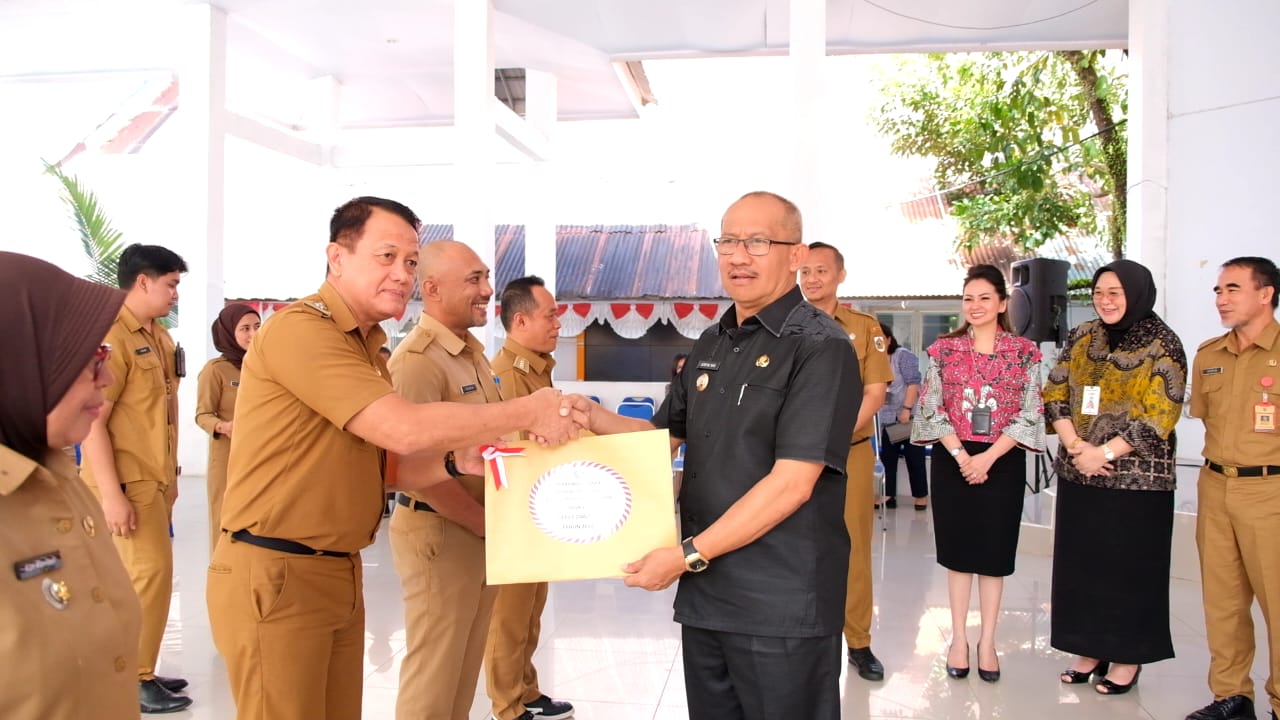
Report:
92,344,112,383
711,237,801,257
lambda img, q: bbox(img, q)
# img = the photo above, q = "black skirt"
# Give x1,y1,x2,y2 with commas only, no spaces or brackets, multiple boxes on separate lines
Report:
1050,479,1175,664
930,440,1027,577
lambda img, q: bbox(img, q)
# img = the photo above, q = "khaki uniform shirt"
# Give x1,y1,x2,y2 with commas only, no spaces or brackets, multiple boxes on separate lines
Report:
82,305,179,488
491,338,556,401
1,446,141,719
388,315,502,505
1190,318,1280,467
219,282,394,553
194,357,240,491
832,306,894,443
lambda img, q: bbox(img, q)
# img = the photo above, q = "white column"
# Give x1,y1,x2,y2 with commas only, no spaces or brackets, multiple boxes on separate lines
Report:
171,4,228,475
454,0,498,351
788,0,826,241
1135,0,1280,467
523,68,558,297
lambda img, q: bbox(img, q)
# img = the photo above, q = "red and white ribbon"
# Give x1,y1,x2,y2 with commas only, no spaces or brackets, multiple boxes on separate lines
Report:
482,445,525,490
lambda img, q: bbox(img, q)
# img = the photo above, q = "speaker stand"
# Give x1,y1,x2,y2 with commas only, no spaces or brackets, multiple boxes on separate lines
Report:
1027,450,1054,494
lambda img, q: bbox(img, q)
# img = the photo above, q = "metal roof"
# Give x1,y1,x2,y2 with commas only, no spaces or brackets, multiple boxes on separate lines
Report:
420,223,723,299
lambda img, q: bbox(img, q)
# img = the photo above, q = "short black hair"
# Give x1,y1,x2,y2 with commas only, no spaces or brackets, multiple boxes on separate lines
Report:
499,275,547,331
807,241,845,271
117,244,187,290
1223,256,1280,309
329,196,421,249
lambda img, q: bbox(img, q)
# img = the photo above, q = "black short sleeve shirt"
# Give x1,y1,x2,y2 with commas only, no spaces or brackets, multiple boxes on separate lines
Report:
654,286,861,637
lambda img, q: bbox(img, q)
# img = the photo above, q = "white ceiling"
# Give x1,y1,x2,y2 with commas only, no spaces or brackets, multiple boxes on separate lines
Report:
0,0,1127,133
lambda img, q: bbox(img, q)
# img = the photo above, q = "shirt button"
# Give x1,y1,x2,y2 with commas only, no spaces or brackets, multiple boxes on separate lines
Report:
92,587,105,603
114,656,127,673
733,347,741,353
719,388,725,394
55,519,72,534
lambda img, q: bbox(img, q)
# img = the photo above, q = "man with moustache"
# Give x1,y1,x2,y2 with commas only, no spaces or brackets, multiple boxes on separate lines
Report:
387,240,504,720
81,243,193,714
207,197,587,720
799,241,893,681
485,275,575,720
1186,257,1280,720
584,192,861,719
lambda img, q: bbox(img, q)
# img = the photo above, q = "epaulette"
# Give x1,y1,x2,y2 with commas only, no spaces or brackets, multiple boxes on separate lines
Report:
513,355,531,373
1197,333,1228,351
402,328,435,354
303,300,332,318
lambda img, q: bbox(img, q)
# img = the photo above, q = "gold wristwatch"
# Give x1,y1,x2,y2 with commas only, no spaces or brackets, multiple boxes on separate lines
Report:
681,537,708,573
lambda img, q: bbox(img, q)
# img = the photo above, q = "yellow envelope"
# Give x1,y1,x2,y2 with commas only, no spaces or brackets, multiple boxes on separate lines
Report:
485,428,678,584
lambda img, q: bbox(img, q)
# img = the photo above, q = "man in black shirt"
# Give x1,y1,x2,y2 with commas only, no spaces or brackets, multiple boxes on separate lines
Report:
587,191,861,719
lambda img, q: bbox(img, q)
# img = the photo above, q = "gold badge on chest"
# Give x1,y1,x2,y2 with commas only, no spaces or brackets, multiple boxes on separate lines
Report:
696,373,710,392
755,355,770,368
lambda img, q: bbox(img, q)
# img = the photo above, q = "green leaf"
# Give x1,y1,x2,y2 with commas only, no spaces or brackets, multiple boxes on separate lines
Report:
44,161,124,287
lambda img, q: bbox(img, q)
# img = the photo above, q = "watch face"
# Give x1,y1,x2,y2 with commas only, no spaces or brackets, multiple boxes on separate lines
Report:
688,557,709,573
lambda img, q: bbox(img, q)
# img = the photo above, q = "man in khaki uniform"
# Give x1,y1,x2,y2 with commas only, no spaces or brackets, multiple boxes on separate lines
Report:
388,240,503,720
800,241,893,681
1186,256,1280,720
485,275,575,720
207,198,587,720
81,243,193,714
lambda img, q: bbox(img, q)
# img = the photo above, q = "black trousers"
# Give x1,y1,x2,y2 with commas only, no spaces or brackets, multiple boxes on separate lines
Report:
682,625,841,720
880,428,929,499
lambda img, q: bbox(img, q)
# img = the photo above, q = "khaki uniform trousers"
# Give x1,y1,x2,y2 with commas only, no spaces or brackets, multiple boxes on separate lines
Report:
91,479,174,680
390,506,497,720
1196,467,1280,715
485,581,549,720
843,440,876,650
207,537,365,720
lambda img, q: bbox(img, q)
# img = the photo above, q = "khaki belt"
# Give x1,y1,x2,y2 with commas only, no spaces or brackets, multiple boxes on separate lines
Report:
1205,460,1280,478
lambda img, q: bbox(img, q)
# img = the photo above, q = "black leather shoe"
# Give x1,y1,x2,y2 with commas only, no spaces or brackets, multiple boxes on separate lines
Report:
1095,665,1140,695
1061,660,1109,684
1186,695,1255,720
848,646,885,681
139,679,193,714
155,676,188,693
976,643,1000,683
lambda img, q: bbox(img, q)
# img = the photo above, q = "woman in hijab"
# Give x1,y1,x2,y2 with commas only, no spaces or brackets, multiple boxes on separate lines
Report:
0,251,142,718
195,303,260,556
1043,259,1187,695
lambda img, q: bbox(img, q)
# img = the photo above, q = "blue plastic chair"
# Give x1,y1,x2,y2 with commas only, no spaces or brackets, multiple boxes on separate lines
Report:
586,395,602,405
616,401,655,421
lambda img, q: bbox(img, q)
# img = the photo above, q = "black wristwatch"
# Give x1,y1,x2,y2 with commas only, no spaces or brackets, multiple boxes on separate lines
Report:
681,537,709,573
443,451,465,478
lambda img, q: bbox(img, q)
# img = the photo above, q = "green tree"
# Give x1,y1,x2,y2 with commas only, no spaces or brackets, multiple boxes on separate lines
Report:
44,161,178,326
873,51,1127,259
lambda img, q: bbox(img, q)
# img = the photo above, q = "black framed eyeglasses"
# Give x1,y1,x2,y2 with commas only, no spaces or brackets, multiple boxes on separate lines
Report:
711,237,800,257
92,343,112,383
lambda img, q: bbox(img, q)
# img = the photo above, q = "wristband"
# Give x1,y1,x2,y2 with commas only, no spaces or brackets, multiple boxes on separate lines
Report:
444,451,465,478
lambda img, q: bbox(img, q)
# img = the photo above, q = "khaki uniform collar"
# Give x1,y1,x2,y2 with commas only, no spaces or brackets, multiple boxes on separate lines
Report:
0,446,75,496
317,282,363,334
1219,317,1280,354
503,338,554,373
417,313,483,357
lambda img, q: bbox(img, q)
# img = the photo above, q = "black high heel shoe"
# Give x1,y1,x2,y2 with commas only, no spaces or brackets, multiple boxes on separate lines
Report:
946,642,970,679
1061,660,1110,684
1095,665,1142,695
976,643,1000,682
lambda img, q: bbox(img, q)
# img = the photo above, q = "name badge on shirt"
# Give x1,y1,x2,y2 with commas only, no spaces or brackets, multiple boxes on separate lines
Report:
696,360,720,371
1256,402,1276,433
14,550,62,581
461,384,478,394
135,346,152,356
230,380,240,387
1081,385,1102,416
1201,367,1223,375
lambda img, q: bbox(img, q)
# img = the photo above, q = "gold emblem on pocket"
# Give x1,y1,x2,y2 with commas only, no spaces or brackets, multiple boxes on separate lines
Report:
756,355,770,368
42,578,70,610
696,373,710,392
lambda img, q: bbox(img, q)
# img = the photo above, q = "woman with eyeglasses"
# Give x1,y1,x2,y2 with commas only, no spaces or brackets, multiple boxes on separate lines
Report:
912,264,1046,683
0,251,141,718
1044,260,1185,696
195,303,260,556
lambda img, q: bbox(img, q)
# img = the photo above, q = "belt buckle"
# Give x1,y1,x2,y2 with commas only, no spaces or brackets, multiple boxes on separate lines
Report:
1224,465,1239,478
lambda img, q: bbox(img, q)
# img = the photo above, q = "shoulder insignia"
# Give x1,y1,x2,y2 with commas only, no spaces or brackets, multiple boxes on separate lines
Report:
873,336,886,352
1197,334,1227,351
304,301,332,318
403,329,434,354
513,356,531,373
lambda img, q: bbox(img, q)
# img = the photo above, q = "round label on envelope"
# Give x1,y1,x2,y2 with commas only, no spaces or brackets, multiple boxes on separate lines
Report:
529,461,632,544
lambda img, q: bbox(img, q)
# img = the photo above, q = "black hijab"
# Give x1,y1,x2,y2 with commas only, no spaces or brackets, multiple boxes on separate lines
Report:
0,252,125,460
212,303,258,369
1093,259,1157,350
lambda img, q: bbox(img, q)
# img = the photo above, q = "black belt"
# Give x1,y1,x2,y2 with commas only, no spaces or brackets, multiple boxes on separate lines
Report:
396,493,436,513
230,529,350,558
1205,460,1280,478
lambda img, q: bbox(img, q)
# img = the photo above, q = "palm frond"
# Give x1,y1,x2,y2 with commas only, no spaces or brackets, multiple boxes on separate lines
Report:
44,160,125,287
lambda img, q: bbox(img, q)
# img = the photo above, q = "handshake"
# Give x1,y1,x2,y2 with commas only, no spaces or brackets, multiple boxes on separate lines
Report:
523,388,597,446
